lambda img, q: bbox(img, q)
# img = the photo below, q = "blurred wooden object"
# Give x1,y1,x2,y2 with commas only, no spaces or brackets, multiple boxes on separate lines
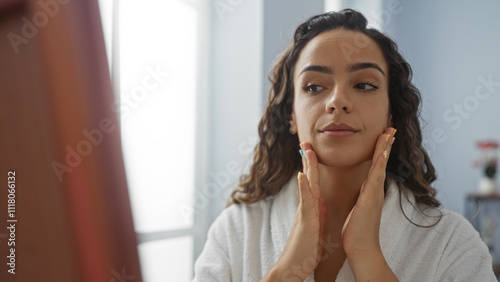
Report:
0,0,142,281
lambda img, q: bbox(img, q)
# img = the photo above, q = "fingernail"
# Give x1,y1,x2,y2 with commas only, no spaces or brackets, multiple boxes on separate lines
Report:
383,150,388,159
300,142,304,150
392,137,396,144
303,150,308,159
297,171,302,180
299,149,304,158
393,128,397,136
385,134,390,142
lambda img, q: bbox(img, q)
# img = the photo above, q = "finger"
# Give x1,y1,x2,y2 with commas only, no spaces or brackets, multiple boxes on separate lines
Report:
300,142,311,182
341,204,355,236
297,172,317,218
368,127,397,177
361,128,396,198
387,128,397,157
299,173,321,222
372,127,397,182
370,150,389,182
302,143,320,200
361,149,390,204
370,127,393,164
300,142,308,174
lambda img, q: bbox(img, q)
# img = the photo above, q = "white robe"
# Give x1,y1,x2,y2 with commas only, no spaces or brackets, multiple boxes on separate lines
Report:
193,171,497,281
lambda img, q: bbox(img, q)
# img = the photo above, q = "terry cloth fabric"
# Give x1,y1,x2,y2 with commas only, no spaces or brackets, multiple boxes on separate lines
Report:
192,171,497,281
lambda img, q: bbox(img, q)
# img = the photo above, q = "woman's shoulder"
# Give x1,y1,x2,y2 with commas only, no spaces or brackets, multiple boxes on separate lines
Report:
209,196,275,234
395,184,485,251
402,196,489,260
415,206,495,280
221,198,274,223
210,177,296,240
434,207,487,248
410,200,479,237
393,188,495,278
394,183,477,235
217,176,297,225
438,208,477,231
405,197,479,238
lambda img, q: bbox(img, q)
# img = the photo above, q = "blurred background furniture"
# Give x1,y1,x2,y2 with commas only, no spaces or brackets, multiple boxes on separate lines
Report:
466,194,500,279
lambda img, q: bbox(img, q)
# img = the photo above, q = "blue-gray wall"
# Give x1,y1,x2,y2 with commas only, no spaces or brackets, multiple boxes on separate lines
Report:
382,0,500,214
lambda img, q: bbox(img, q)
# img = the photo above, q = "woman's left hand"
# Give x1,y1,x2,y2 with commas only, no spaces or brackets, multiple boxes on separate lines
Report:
341,127,396,259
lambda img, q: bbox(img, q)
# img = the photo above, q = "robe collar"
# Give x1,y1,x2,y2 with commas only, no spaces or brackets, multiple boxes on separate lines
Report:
270,170,416,281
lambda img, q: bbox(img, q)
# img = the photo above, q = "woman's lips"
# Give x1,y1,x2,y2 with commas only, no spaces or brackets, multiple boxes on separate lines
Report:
320,130,356,137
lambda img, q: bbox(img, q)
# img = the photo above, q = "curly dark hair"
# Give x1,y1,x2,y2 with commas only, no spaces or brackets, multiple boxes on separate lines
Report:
226,9,441,219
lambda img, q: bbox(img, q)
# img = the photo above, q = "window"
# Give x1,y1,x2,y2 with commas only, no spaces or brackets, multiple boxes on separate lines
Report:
98,1,207,280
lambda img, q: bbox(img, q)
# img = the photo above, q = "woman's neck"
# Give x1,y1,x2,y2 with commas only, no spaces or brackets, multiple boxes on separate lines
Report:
318,160,372,220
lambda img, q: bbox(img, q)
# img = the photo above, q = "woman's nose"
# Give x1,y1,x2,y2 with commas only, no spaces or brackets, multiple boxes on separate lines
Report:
325,86,352,113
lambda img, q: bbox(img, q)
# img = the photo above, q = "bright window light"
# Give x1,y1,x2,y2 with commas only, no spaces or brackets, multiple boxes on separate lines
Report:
98,1,199,281
119,0,197,232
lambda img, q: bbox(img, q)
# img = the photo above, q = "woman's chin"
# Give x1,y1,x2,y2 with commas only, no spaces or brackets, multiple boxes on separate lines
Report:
316,151,372,168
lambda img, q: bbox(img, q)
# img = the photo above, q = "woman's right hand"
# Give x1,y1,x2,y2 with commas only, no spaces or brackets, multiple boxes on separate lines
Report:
264,142,329,281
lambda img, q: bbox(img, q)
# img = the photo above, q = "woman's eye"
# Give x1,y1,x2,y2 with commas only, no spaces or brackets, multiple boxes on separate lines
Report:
355,82,379,91
303,84,324,94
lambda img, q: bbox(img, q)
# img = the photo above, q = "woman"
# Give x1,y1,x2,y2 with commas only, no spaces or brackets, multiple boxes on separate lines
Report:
193,9,496,281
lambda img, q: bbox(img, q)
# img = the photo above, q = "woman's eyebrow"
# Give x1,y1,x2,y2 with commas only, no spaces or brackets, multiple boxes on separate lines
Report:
298,65,333,77
347,62,386,76
298,62,385,77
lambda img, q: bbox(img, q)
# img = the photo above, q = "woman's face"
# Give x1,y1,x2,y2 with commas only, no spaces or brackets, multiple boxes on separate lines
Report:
290,29,391,167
